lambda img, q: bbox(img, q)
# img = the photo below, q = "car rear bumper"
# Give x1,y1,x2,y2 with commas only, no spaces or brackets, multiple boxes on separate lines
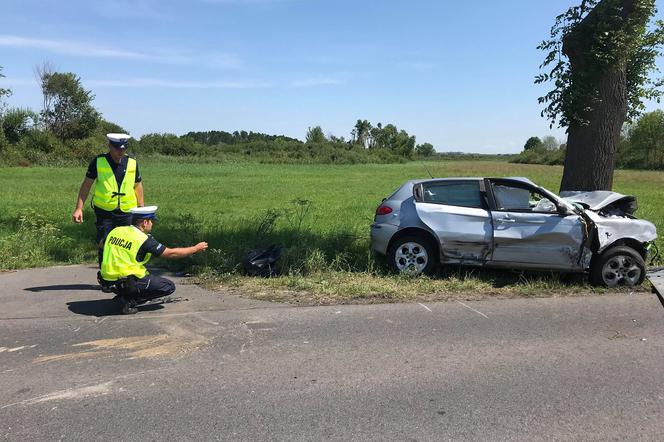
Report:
370,223,399,255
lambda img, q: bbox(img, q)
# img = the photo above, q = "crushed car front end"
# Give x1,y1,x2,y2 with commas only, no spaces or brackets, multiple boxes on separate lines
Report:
561,190,658,258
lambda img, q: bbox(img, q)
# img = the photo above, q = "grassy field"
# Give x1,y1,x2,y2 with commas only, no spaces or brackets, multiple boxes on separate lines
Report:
1,161,662,303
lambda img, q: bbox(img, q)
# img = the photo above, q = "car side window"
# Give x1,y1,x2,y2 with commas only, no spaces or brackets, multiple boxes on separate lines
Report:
491,183,558,213
422,182,484,208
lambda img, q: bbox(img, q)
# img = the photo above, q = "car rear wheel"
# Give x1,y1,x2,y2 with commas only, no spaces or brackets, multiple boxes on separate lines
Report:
590,246,646,288
387,235,437,276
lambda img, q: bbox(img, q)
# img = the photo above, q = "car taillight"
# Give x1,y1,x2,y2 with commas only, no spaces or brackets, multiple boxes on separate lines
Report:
376,205,393,216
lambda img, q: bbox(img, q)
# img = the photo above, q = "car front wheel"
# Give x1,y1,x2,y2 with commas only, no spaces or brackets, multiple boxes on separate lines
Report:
387,235,437,276
590,246,646,288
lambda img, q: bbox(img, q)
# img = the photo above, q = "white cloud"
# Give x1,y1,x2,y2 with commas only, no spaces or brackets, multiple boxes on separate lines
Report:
88,78,271,89
290,76,346,88
398,61,436,71
203,52,244,69
0,35,190,64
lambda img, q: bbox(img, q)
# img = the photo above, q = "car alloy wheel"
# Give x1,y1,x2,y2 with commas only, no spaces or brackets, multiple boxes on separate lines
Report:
590,245,646,288
601,255,642,288
394,241,429,274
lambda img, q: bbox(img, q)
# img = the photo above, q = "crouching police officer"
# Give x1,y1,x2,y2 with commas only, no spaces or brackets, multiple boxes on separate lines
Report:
99,206,208,314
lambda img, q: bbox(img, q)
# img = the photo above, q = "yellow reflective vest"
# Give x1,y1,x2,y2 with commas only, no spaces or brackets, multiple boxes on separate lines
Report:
93,156,138,212
100,226,152,281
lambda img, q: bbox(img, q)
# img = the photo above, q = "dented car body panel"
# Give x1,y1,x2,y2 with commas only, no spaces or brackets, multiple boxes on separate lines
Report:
583,210,657,252
416,203,492,262
370,177,657,273
489,211,586,270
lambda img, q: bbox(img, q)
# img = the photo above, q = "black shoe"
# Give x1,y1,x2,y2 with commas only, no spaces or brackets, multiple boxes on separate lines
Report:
97,271,114,293
117,297,138,315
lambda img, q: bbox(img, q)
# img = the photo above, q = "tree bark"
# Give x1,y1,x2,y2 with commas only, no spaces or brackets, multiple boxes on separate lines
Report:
559,0,637,192
560,67,627,191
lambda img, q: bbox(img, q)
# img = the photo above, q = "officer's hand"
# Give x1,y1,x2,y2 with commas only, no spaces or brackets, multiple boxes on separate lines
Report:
195,242,208,253
72,209,84,224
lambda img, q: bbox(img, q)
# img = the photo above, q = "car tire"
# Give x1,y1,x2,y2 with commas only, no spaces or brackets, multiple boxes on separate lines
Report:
590,246,646,288
387,235,438,276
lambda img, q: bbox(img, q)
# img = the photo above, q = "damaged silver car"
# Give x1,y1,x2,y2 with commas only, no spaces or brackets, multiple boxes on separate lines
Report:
370,177,658,287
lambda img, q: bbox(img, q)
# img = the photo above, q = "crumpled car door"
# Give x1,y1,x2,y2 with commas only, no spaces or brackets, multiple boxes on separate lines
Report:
413,180,493,262
487,179,586,269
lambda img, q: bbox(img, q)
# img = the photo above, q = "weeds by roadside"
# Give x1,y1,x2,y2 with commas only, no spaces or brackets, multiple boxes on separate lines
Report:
0,210,93,269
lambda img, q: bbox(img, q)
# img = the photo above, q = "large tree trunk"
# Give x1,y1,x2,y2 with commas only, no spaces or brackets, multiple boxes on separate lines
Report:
558,0,637,192
560,68,628,192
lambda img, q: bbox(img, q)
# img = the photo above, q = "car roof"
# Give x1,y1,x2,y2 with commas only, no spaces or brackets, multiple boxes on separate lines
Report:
406,177,536,186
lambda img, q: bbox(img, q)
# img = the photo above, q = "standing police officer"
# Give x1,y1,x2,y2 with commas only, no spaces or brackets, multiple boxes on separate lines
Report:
100,206,208,314
71,133,144,266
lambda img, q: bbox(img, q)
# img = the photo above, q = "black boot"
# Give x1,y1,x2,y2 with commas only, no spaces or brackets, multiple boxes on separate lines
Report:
117,296,138,315
97,271,114,293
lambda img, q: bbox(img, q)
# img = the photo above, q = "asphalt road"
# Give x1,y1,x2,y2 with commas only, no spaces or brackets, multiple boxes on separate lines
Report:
2,265,664,441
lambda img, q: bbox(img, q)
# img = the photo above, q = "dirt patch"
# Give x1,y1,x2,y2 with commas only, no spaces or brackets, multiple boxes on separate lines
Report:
1,381,113,409
33,329,208,364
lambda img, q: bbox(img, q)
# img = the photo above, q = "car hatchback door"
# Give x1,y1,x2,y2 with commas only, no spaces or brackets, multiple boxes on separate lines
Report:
413,180,493,262
485,179,585,269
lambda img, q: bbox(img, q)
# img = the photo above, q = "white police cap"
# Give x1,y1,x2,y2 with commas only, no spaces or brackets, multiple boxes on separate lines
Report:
130,205,159,220
107,133,131,149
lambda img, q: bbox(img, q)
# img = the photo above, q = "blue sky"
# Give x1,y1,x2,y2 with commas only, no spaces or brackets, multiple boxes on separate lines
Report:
1,0,662,153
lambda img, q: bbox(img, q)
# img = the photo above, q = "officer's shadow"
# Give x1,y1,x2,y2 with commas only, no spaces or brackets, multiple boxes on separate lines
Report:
24,284,165,317
66,299,164,317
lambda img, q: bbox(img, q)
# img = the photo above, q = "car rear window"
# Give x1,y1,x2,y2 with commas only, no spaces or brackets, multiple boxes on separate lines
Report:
422,182,483,208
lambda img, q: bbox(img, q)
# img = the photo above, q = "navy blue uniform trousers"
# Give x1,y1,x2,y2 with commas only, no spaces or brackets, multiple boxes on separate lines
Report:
133,274,176,302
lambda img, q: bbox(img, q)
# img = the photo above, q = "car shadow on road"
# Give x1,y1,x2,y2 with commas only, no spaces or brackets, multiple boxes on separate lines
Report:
24,284,101,292
67,299,164,317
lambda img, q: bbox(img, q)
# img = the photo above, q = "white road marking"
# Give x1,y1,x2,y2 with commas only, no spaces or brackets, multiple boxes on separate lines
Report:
418,303,432,312
457,301,489,319
0,347,6,353
7,346,25,352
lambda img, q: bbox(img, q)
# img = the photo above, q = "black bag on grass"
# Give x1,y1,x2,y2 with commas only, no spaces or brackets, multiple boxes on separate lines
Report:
243,244,283,277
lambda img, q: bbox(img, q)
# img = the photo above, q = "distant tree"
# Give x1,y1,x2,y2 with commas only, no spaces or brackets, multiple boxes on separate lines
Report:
371,123,397,150
97,119,127,136
0,66,11,118
39,72,99,142
523,136,543,151
352,119,372,148
137,133,201,155
393,129,416,158
184,130,301,146
537,0,664,191
305,126,326,144
415,142,435,156
329,134,346,144
34,61,54,130
541,135,560,151
627,109,664,168
2,107,38,144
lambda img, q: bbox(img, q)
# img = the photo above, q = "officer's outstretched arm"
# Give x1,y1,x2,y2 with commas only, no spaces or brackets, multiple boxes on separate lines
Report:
161,242,208,259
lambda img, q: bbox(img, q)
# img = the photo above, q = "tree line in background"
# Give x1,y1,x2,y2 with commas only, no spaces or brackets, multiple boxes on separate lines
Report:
512,109,664,170
0,65,436,166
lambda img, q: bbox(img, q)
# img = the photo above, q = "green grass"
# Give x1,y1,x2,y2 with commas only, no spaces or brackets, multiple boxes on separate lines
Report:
1,161,661,303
